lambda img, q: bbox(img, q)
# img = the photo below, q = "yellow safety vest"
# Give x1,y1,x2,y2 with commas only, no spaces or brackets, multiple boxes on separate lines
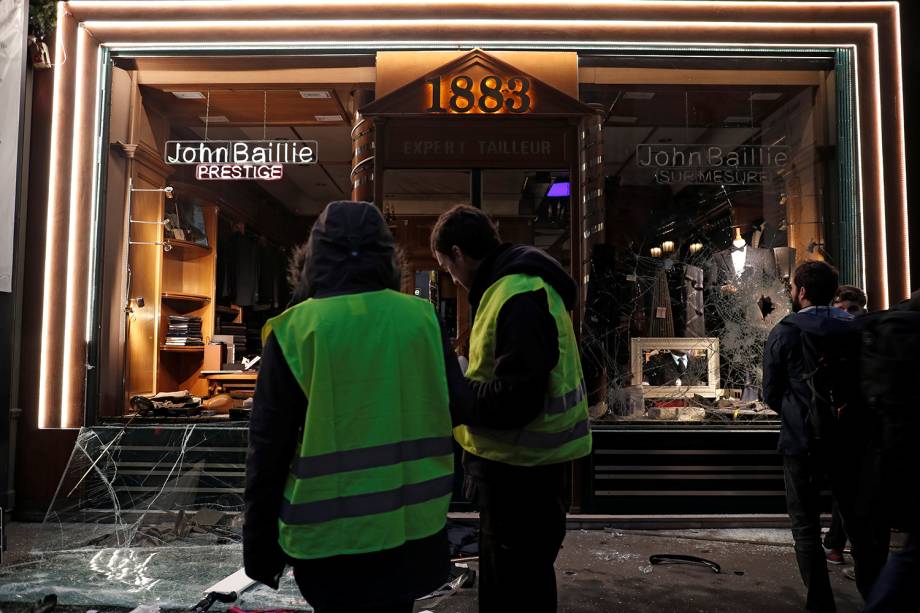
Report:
265,289,454,560
454,274,592,466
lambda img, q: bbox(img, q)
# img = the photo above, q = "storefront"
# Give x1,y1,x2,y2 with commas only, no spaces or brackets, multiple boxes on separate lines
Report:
14,1,910,519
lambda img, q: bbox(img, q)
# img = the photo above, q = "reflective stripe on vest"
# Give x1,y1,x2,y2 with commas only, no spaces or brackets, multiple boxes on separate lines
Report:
454,273,592,466
545,381,587,415
280,473,454,525
463,417,590,450
290,436,454,479
267,289,453,560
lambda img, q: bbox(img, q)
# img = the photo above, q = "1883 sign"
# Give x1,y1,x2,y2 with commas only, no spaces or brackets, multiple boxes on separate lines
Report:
425,74,532,114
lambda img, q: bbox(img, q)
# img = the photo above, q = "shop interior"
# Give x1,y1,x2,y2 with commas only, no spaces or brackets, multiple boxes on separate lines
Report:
103,54,836,426
106,55,574,422
582,69,835,423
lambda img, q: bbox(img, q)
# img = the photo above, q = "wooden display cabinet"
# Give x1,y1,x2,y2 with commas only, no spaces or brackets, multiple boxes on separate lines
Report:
157,210,217,397
124,149,217,402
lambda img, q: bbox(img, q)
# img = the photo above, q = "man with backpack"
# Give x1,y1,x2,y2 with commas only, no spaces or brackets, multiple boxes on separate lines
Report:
763,261,886,611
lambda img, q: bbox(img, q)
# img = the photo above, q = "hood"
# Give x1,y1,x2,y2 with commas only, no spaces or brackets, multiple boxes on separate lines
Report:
783,305,855,336
288,201,400,304
469,243,578,314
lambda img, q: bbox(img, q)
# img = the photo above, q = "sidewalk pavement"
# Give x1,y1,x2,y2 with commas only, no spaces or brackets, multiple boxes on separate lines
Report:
0,523,865,612
422,528,864,613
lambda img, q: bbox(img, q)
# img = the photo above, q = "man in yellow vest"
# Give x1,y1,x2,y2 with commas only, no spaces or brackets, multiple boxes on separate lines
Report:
244,201,469,613
431,204,592,613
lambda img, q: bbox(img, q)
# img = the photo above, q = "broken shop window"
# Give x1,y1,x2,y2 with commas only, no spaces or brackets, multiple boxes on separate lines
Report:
582,236,792,423
0,425,306,609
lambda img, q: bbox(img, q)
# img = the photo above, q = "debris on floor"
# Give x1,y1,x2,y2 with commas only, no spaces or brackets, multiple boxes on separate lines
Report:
649,554,722,574
416,562,477,605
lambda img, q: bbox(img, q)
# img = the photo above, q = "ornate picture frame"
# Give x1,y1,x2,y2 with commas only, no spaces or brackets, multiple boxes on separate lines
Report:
630,337,720,399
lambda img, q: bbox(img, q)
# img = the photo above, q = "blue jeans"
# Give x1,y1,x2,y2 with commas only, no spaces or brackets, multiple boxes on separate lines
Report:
864,531,920,612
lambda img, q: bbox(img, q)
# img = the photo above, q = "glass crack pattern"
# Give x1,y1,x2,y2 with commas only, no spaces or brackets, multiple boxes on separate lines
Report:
0,425,308,609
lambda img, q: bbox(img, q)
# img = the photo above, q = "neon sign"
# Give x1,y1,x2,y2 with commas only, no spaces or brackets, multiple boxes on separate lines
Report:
195,164,283,181
164,140,317,181
636,144,789,186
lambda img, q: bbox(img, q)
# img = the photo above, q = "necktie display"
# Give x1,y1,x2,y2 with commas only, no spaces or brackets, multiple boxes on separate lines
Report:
649,268,675,337
684,264,706,337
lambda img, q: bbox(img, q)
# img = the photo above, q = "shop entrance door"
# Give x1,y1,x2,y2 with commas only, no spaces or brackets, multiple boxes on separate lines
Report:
379,166,573,343
360,49,604,342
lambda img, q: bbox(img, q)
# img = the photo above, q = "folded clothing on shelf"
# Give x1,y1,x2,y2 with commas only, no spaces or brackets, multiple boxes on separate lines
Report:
165,315,204,346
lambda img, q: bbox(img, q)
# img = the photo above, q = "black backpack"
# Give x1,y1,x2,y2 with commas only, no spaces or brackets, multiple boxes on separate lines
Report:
860,302,920,527
861,307,920,413
782,317,862,441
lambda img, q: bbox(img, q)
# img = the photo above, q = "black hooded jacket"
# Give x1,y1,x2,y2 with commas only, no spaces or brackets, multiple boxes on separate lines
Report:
455,243,578,475
763,306,857,455
243,202,468,605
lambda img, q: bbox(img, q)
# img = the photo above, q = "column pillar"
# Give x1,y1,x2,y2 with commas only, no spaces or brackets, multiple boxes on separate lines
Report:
350,88,375,203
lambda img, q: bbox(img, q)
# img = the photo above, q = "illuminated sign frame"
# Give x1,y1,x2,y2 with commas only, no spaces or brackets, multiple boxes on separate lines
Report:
164,139,317,181
34,1,909,430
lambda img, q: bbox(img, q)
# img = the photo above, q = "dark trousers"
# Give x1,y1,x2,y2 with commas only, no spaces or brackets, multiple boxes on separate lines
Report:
466,461,568,613
289,529,448,613
864,531,920,612
784,452,890,612
823,498,848,551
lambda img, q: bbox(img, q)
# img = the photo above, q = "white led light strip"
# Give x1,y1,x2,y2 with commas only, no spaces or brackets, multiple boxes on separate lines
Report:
38,2,71,429
37,4,907,428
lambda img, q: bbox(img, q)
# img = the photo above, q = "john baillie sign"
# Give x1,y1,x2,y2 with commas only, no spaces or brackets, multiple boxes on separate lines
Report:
164,140,317,180
384,122,570,169
637,144,789,185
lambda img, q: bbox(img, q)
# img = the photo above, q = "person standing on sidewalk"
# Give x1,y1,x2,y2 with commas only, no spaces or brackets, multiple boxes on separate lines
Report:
430,205,592,613
861,288,920,612
822,285,870,566
764,261,887,612
243,201,470,613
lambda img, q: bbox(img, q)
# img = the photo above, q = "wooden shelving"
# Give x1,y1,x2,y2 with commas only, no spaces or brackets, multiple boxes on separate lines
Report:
161,291,211,304
125,176,218,403
165,238,211,254
215,304,242,318
156,199,217,397
159,345,206,352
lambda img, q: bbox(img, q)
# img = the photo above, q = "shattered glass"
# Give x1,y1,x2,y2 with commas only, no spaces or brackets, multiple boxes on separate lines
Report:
0,424,309,609
581,80,831,425
584,244,790,423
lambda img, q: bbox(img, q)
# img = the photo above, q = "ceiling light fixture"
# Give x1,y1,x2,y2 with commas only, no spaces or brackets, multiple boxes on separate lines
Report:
315,114,343,122
172,91,205,99
200,115,229,123
300,90,331,99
